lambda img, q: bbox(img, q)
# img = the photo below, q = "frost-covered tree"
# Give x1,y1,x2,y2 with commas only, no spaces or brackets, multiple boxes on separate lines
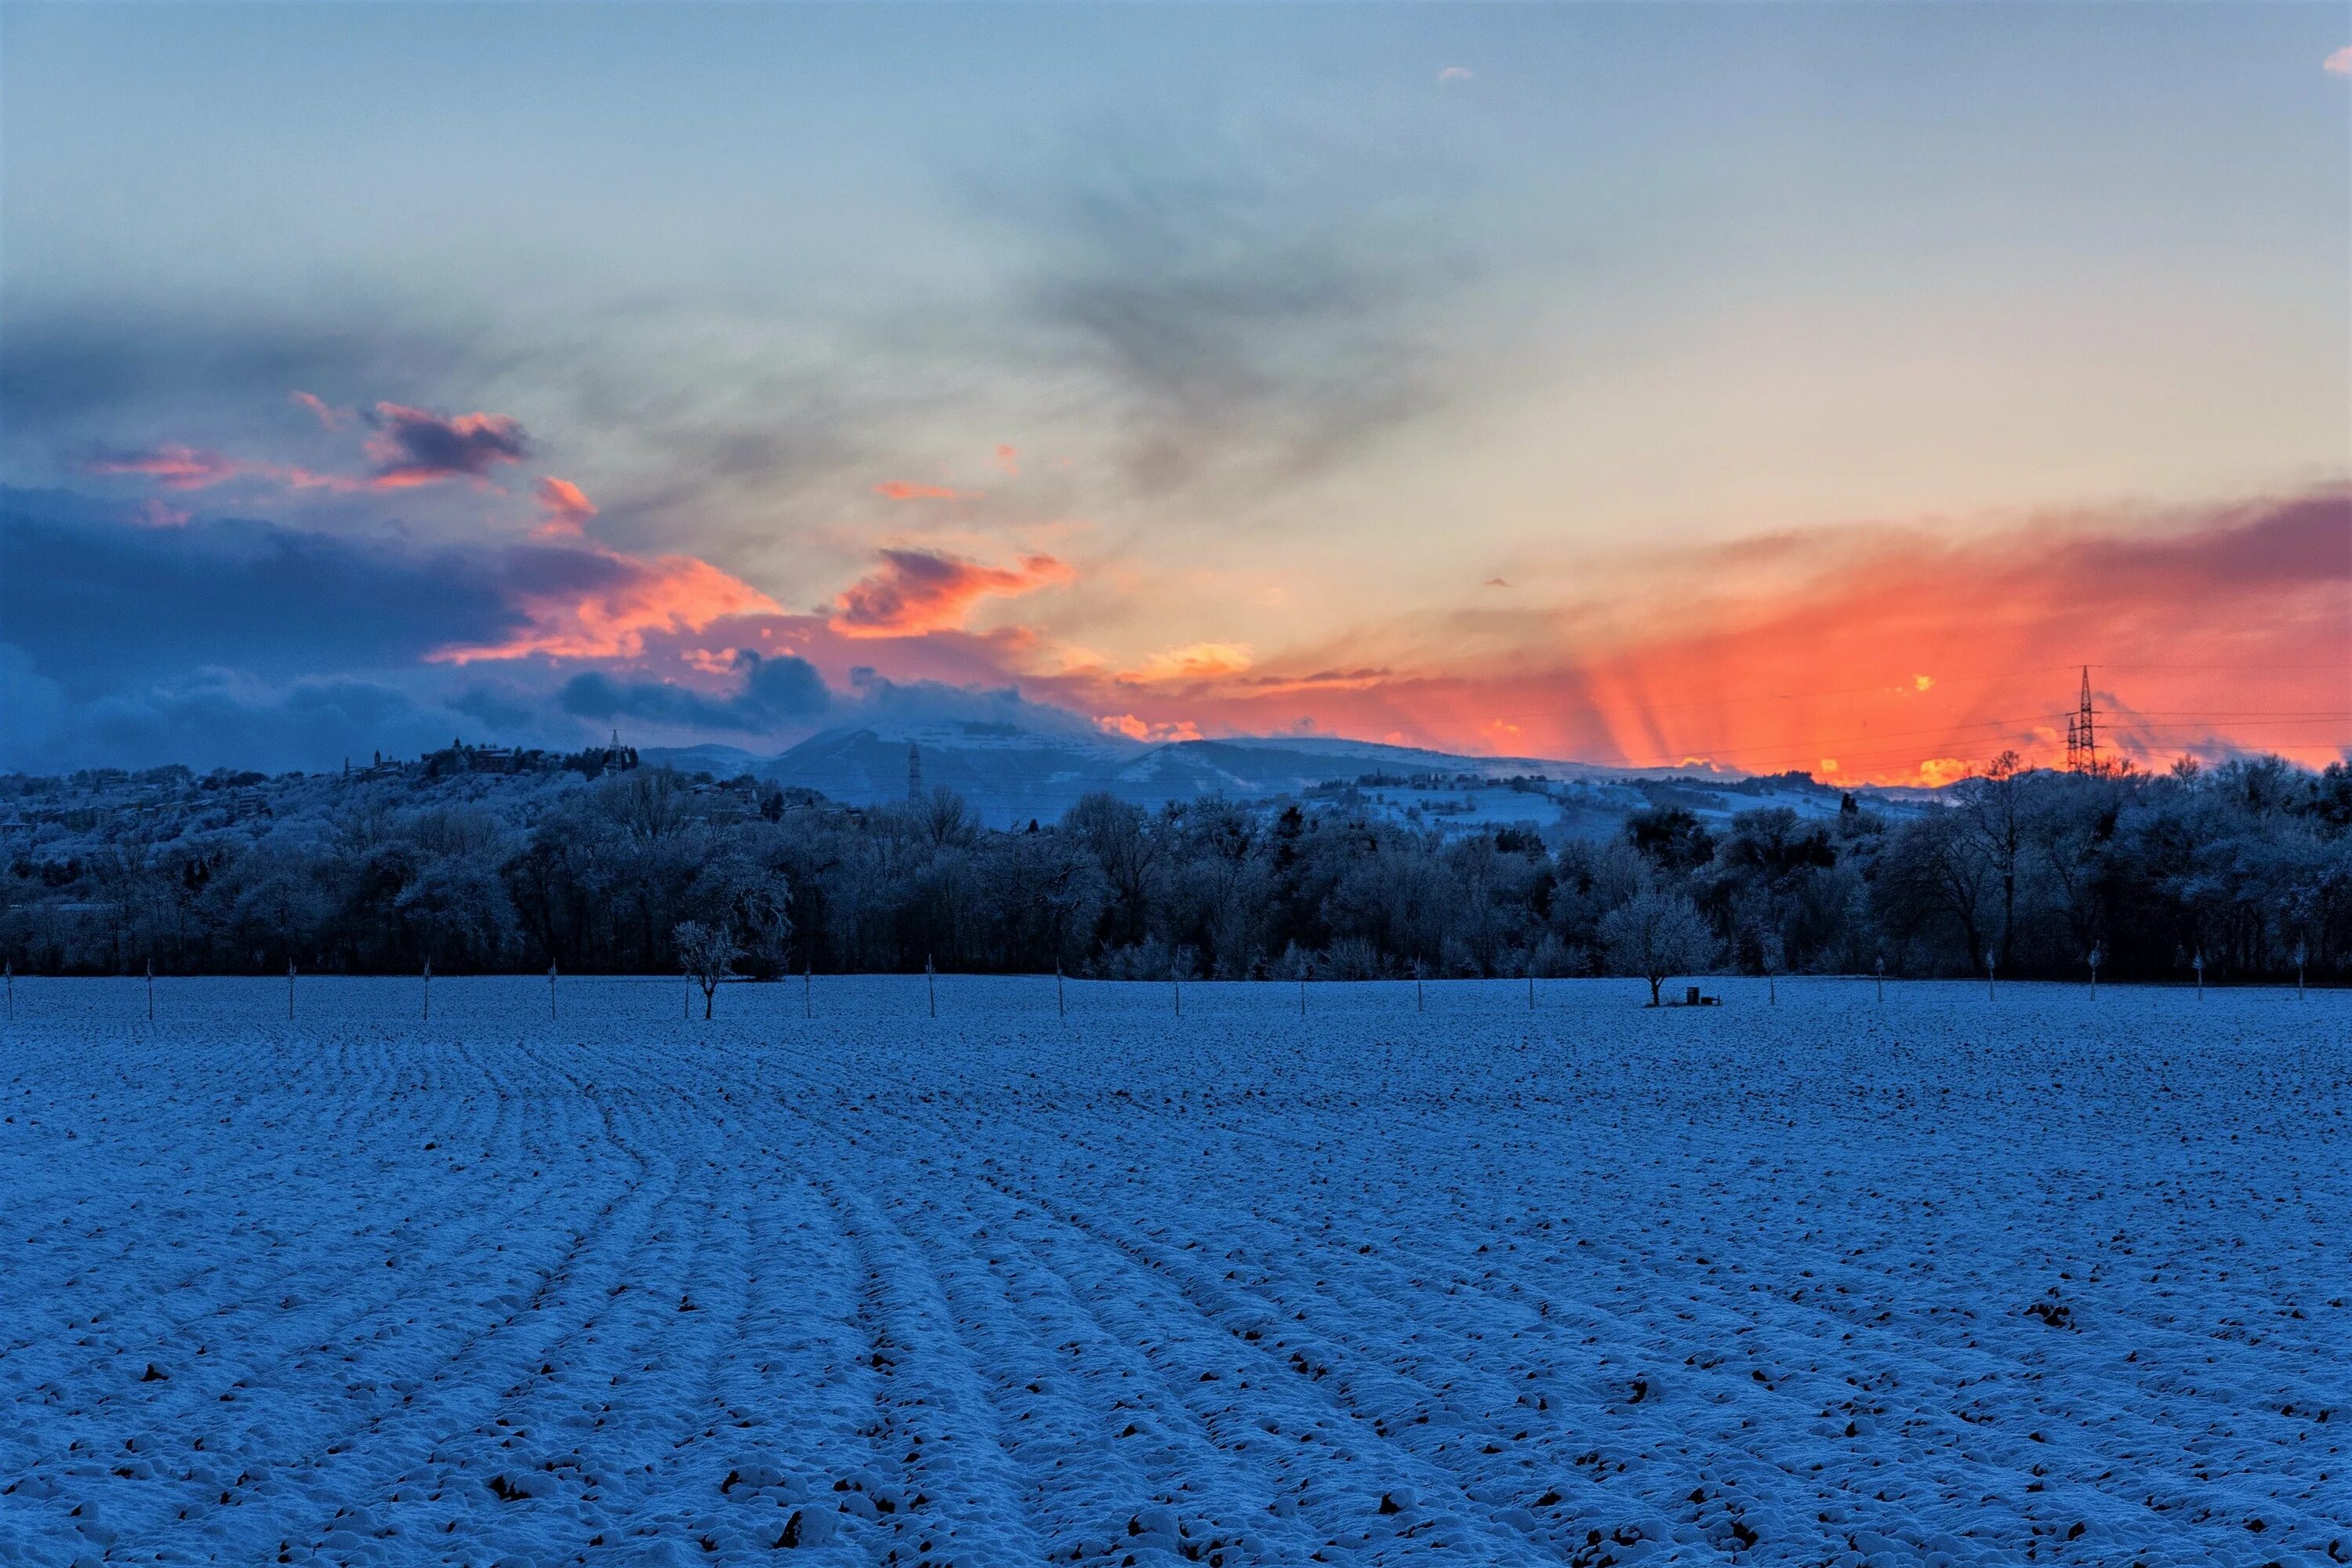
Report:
1601,888,1717,1005
672,920,741,1019
5,748,2348,984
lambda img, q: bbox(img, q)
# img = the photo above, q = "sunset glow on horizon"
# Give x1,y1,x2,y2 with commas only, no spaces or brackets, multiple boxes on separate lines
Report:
3,5,2346,781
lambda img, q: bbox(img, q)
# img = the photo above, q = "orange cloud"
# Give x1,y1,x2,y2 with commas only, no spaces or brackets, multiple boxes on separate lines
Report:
1118,642,1254,684
534,476,598,537
829,549,1073,639
431,546,781,663
873,481,974,501
1097,713,1203,743
1018,488,2350,784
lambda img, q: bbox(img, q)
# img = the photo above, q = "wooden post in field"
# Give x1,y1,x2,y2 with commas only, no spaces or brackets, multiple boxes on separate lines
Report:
1987,953,1997,1001
549,961,557,1020
2194,950,2205,999
1874,956,1883,1004
2294,941,2307,1000
2088,945,2100,1000
1056,963,1065,1019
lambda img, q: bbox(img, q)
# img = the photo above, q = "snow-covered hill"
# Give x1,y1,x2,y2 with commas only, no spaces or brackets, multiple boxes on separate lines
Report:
643,721,1904,829
636,721,1932,834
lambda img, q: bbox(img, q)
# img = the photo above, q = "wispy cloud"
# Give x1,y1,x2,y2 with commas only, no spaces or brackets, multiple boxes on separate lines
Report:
2326,45,2352,75
1116,641,1254,684
873,480,974,501
991,119,1467,496
83,443,241,491
829,548,1072,638
82,403,535,499
533,476,598,537
82,441,364,494
289,390,352,430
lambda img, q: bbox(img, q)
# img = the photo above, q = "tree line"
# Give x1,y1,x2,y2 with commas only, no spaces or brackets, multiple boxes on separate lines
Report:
3,752,2347,986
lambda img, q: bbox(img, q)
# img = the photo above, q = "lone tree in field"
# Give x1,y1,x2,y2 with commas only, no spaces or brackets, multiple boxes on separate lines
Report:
1601,888,1717,1006
673,920,742,1020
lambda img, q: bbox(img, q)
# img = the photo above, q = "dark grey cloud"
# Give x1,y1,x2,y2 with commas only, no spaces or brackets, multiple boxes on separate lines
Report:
559,651,829,735
0,488,831,771
0,660,475,776
0,488,521,697
448,685,539,732
364,402,529,485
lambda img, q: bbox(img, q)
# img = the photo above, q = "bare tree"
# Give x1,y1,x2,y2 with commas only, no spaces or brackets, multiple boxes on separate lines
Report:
1601,888,1716,1006
1956,751,2027,973
672,920,741,1019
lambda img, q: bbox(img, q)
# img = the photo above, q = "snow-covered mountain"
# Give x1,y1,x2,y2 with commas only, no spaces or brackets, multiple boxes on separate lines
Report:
650,721,1779,827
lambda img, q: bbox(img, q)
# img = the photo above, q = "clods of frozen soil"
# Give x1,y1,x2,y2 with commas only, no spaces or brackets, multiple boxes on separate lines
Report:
0,975,2344,1566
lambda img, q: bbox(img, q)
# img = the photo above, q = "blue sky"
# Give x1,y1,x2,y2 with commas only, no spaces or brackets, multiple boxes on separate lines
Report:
3,4,2347,777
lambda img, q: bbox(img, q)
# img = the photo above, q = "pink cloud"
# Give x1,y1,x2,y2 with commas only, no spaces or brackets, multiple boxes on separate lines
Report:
290,391,353,430
533,476,598,537
873,480,975,501
992,444,1020,476
2327,46,2352,75
364,402,529,488
85,442,369,495
829,549,1073,639
85,444,242,491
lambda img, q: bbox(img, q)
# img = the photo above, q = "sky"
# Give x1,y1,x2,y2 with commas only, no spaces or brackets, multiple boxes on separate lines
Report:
3,3,2347,784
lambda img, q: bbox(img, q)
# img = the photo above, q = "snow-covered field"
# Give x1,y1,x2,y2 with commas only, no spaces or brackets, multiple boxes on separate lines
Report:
1,977,2343,1568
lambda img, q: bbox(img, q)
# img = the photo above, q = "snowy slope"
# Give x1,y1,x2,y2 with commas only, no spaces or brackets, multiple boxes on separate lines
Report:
739,724,1790,827
2,978,2342,1566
